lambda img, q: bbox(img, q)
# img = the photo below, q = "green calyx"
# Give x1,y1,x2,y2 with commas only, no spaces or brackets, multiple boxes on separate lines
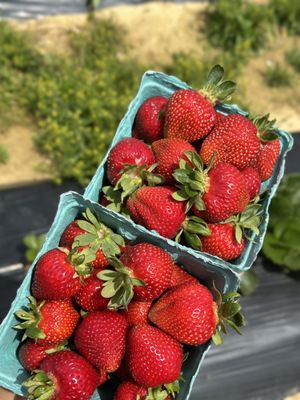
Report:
15,296,45,341
249,113,278,141
44,340,69,355
172,151,213,213
175,215,211,250
212,283,245,346
138,377,182,400
74,208,125,260
103,163,164,209
98,257,145,310
22,370,55,400
200,64,236,104
224,196,262,243
101,186,129,215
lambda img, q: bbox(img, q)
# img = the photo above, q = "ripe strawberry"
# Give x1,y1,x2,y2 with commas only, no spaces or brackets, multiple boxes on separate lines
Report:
114,381,147,400
74,269,109,312
107,138,155,185
199,113,261,169
257,137,281,181
215,111,226,123
149,281,244,346
126,325,183,387
127,186,186,239
31,248,92,300
18,339,67,372
133,96,168,143
201,223,245,260
164,65,236,142
99,243,174,309
74,310,128,373
152,138,197,184
149,281,217,345
169,264,198,288
15,297,79,345
22,350,99,400
173,152,250,224
199,199,262,260
60,208,125,269
121,300,152,326
242,167,261,199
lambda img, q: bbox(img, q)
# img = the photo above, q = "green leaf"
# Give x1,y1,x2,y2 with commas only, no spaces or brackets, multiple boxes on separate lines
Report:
221,302,241,318
183,231,201,250
207,64,224,85
84,208,100,228
173,170,191,184
76,220,96,234
212,329,223,346
101,283,117,298
194,195,206,211
216,80,237,100
172,190,190,202
235,225,243,244
74,233,95,246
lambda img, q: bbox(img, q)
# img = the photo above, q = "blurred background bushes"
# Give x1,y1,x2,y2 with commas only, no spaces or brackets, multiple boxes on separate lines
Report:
0,0,299,186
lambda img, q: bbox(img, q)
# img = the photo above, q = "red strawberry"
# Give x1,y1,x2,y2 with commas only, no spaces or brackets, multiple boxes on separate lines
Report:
257,137,280,181
18,339,67,372
169,264,198,288
99,243,174,309
107,138,155,185
149,282,218,345
15,297,79,345
201,223,245,260
200,200,262,260
59,208,125,269
114,381,147,400
164,65,236,142
215,111,226,123
31,248,92,300
199,113,261,170
152,138,197,184
22,350,99,400
126,325,183,387
242,167,261,199
133,96,168,143
173,153,250,223
74,310,128,373
74,269,109,312
127,186,186,239
121,300,152,326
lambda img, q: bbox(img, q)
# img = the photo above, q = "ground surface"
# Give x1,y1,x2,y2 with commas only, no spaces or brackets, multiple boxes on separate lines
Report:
1,2,300,188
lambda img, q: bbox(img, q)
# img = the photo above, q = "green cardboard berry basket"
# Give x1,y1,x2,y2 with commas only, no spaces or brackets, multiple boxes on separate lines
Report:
0,191,239,400
84,70,294,273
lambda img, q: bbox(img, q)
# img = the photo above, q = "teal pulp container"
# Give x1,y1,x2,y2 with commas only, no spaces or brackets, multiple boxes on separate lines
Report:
84,70,294,273
0,191,239,399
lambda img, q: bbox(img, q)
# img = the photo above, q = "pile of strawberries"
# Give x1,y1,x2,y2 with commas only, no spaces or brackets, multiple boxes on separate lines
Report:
101,65,281,261
15,208,243,400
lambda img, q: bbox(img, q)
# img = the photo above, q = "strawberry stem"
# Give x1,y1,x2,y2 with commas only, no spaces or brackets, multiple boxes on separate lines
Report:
15,297,45,341
200,64,236,104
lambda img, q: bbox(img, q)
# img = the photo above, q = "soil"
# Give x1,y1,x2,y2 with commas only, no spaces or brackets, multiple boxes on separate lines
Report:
2,2,300,187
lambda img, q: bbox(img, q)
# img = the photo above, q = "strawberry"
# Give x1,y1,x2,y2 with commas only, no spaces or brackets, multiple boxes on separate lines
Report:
241,167,261,199
22,350,99,400
98,243,174,309
60,208,125,269
74,310,128,372
126,324,183,387
169,264,198,288
199,113,261,170
152,138,197,184
126,186,186,239
15,297,79,345
257,137,281,181
31,248,93,300
164,65,236,142
149,281,244,346
74,269,109,312
200,199,262,260
114,381,147,400
107,138,155,185
18,339,67,372
215,111,226,123
201,223,245,260
133,96,168,143
121,300,152,326
173,152,250,224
